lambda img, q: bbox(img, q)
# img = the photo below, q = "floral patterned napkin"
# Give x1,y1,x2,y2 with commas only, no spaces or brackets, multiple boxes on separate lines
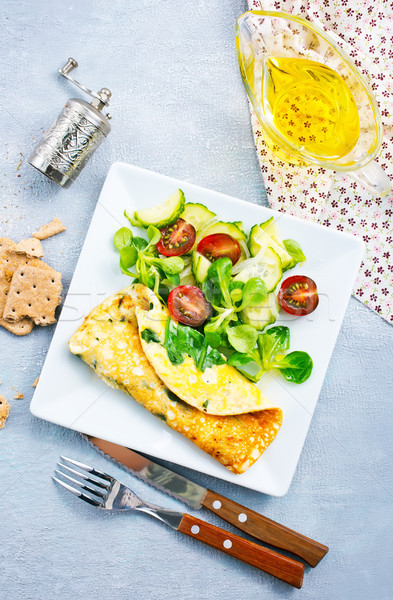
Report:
246,0,393,324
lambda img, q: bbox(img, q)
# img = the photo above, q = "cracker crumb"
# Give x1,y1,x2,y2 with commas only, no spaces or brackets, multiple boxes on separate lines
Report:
0,394,10,429
32,218,66,240
32,377,39,388
14,392,24,399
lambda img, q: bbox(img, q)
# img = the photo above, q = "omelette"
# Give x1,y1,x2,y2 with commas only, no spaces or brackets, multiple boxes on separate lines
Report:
69,284,283,474
134,285,276,416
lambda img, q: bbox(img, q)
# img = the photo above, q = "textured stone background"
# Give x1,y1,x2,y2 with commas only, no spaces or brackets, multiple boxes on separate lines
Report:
1,1,392,599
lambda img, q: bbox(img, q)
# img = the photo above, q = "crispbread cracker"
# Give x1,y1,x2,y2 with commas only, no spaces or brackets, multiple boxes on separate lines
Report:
0,247,58,334
15,238,44,258
0,395,10,429
0,317,34,335
0,236,60,335
0,264,34,335
0,249,55,282
0,237,17,252
0,263,9,314
3,265,62,325
32,218,66,240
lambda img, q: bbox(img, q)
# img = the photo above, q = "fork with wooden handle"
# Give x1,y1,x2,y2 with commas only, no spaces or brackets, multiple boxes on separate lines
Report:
53,456,305,588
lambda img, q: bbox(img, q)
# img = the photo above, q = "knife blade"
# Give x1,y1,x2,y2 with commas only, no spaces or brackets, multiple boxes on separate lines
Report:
85,435,328,567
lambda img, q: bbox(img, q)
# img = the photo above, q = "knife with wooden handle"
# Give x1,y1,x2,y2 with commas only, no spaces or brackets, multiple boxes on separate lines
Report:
86,435,328,567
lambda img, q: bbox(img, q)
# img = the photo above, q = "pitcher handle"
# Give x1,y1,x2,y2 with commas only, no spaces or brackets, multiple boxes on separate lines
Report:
347,160,392,197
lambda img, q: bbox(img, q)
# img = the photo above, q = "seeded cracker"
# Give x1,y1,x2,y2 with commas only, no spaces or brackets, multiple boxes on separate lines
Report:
0,395,10,429
32,218,66,240
15,238,44,258
3,265,62,325
0,264,33,335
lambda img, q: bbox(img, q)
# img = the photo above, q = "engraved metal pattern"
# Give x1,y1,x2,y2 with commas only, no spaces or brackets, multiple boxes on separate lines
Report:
34,104,106,179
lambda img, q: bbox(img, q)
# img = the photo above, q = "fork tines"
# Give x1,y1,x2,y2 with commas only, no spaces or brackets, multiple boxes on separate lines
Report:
53,456,112,507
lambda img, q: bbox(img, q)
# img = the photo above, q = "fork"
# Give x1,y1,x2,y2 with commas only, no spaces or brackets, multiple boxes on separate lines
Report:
53,456,304,588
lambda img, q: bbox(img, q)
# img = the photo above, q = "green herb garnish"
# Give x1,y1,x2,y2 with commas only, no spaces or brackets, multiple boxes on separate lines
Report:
228,325,312,384
164,317,225,372
141,328,161,344
282,239,306,270
113,225,184,297
202,258,267,352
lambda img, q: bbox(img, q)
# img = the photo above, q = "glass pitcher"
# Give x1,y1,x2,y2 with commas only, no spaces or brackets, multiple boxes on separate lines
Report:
236,10,392,197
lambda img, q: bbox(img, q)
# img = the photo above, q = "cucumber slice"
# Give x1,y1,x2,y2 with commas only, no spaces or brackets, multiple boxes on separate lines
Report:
240,292,280,331
196,221,247,246
248,224,263,257
124,209,144,227
248,222,292,269
233,247,282,293
179,265,196,286
260,218,294,269
132,189,185,229
191,251,211,283
180,203,216,231
260,217,281,242
232,221,246,235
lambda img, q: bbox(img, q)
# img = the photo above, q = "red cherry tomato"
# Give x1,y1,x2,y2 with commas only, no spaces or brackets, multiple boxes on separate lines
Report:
197,233,241,265
168,285,212,327
278,275,319,316
157,218,196,256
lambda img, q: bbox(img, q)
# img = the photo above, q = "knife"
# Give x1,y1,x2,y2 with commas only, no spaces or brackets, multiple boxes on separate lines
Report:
86,435,328,567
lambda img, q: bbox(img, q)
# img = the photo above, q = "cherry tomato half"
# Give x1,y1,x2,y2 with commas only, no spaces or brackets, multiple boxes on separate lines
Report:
157,218,196,257
168,285,212,327
278,275,319,316
197,233,241,265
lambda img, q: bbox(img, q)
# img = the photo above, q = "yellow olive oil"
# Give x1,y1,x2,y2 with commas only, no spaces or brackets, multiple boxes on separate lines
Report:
262,57,360,160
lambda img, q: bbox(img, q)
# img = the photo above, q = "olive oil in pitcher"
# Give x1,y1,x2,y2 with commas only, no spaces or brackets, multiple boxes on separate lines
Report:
262,57,360,160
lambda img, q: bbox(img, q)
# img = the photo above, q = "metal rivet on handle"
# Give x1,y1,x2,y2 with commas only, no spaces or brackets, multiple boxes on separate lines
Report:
191,525,200,535
213,500,222,509
238,513,247,523
223,539,232,549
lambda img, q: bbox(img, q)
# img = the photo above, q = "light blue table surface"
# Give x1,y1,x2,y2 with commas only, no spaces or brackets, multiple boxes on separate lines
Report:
1,2,392,599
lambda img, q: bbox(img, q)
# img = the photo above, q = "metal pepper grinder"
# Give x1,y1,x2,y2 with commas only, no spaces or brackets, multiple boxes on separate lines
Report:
29,58,112,188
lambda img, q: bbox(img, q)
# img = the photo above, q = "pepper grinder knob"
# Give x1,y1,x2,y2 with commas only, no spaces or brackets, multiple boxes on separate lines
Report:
57,57,111,109
59,57,78,76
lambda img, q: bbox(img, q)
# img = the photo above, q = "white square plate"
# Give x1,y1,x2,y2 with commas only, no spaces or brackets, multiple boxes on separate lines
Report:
31,163,363,496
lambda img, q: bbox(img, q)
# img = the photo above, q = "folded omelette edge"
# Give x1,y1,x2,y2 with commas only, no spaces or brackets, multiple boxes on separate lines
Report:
68,284,283,474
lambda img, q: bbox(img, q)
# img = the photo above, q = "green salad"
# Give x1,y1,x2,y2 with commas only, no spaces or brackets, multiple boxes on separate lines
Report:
113,189,319,385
